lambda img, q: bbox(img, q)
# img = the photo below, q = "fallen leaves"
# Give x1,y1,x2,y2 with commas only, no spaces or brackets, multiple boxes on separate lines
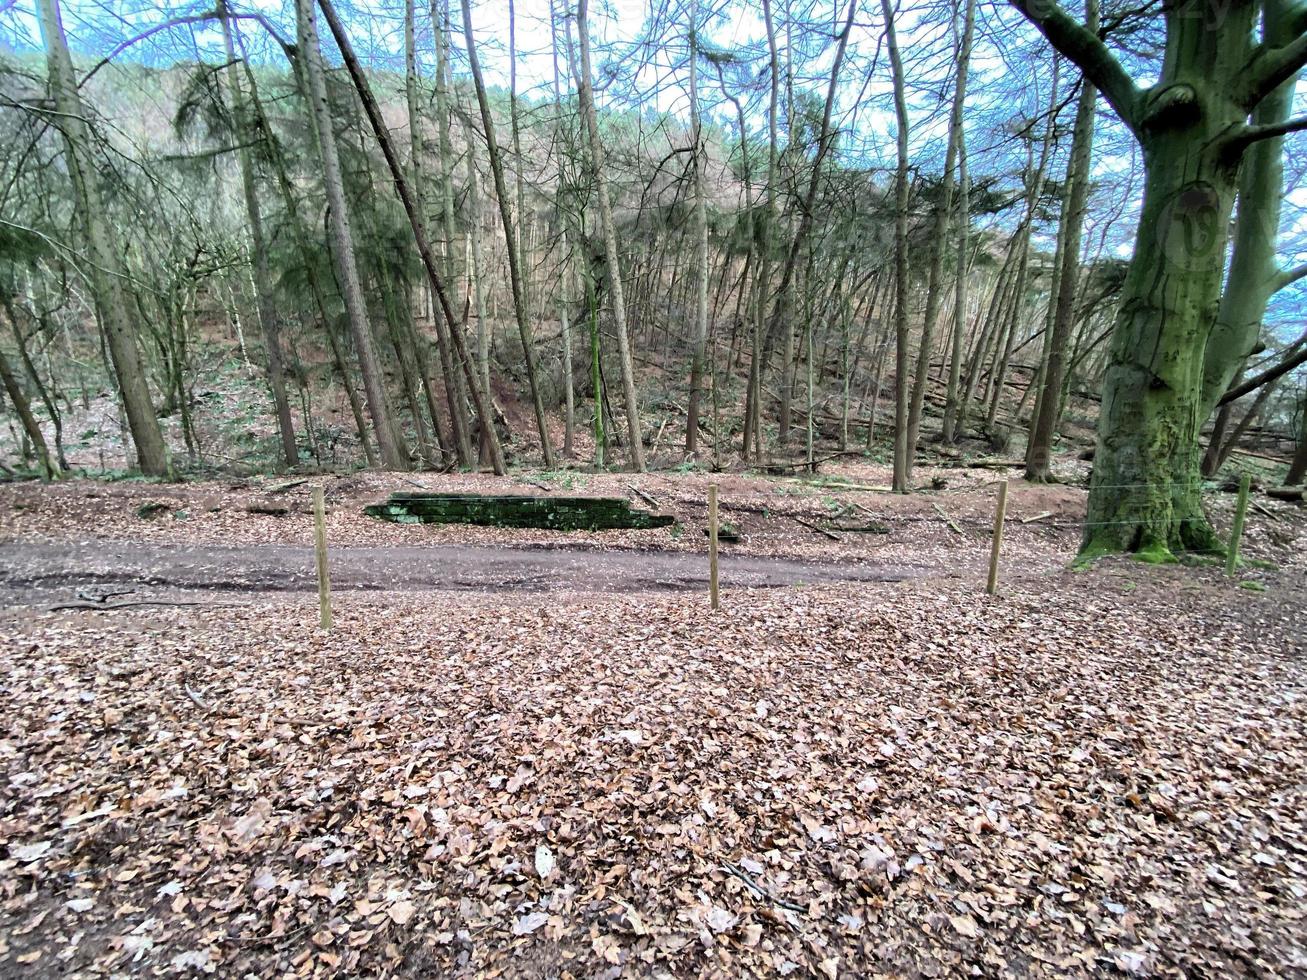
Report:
0,550,1304,977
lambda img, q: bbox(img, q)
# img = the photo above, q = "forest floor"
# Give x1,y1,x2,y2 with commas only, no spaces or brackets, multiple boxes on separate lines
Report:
1,462,1305,977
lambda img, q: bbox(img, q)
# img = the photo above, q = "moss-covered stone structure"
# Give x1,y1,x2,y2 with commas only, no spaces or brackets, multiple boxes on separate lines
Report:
364,492,675,531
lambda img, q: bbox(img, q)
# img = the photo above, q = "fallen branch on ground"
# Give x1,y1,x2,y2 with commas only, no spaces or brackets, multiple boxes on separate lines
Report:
627,485,660,510
721,862,808,916
792,516,841,541
47,599,240,613
933,503,964,535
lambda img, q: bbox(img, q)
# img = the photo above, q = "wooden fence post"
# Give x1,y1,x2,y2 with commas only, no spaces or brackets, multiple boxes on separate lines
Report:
708,483,720,610
986,479,1009,595
1226,471,1251,577
313,484,332,630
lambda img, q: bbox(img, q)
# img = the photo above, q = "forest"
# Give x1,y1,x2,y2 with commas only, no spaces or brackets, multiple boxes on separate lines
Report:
1,0,1306,976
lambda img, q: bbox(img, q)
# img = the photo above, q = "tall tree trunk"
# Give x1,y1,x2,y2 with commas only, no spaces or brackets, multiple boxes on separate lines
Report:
756,0,857,448
220,4,297,468
37,0,169,476
940,128,971,445
465,120,493,446
1286,393,1307,486
1027,6,1098,481
575,0,644,470
318,0,506,474
685,0,710,454
905,0,974,473
0,341,58,479
405,0,464,465
297,0,407,469
235,50,376,466
1199,0,1301,417
741,0,779,464
462,0,555,467
430,0,458,287
881,0,911,492
551,0,577,457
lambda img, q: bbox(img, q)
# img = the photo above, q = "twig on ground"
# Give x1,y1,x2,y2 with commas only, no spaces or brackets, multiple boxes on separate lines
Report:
722,862,808,915
932,503,964,535
76,587,135,604
267,478,309,495
1020,511,1054,524
627,485,660,510
47,599,240,612
792,516,841,541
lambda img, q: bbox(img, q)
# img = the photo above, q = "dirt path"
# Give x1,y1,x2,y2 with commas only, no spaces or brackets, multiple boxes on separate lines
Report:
0,539,930,605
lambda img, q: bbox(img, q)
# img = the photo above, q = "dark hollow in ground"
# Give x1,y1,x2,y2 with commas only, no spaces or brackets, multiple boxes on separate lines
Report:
0,540,922,605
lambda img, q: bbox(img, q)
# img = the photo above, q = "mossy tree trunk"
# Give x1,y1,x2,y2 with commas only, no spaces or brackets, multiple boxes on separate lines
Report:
1015,0,1307,560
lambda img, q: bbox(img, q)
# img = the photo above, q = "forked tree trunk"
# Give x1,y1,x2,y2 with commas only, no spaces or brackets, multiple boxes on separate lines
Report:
1199,0,1300,417
1017,0,1303,559
37,0,169,477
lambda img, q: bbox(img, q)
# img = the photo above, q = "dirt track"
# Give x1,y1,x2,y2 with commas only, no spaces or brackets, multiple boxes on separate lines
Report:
0,539,926,605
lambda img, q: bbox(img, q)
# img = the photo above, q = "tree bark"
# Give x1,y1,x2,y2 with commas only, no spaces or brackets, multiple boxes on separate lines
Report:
0,340,58,479
1199,0,1300,417
882,0,911,492
37,0,169,477
318,0,506,476
462,0,555,467
297,0,407,470
575,0,644,471
685,0,710,455
905,0,974,472
1014,0,1299,558
220,4,297,468
1287,394,1307,486
1027,12,1098,481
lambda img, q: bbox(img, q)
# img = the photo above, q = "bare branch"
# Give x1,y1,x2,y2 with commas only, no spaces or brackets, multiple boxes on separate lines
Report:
1008,0,1142,135
1274,261,1307,292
